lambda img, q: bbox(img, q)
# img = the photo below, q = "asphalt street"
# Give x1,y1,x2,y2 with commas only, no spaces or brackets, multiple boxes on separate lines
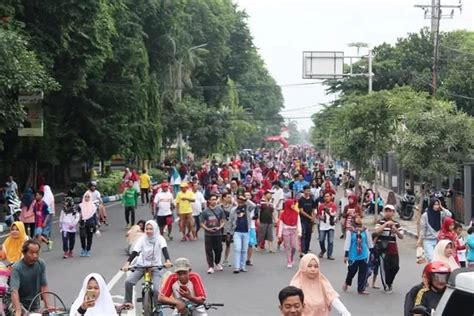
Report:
3,201,423,316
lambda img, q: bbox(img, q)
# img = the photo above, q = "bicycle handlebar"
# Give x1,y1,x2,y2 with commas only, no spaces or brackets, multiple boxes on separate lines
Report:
125,264,173,272
160,302,224,310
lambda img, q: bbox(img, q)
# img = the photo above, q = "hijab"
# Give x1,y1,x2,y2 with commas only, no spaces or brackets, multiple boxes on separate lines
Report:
427,198,442,232
438,216,456,242
70,273,118,316
145,220,159,244
80,193,96,221
432,239,460,271
290,254,339,316
63,197,76,214
42,185,55,215
2,221,28,263
280,199,299,227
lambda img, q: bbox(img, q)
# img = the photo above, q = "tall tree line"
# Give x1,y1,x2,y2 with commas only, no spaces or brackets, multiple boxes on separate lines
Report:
0,0,284,185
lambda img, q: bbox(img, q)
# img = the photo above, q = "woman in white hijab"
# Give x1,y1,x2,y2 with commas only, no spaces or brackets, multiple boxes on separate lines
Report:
42,185,55,249
432,239,460,271
70,273,117,316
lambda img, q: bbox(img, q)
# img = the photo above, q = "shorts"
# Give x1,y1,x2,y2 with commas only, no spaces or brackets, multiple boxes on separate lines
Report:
222,233,233,246
34,227,43,236
258,223,274,242
248,228,257,247
156,215,173,227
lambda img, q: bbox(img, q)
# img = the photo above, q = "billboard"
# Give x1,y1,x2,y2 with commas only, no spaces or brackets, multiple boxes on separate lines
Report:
18,92,44,137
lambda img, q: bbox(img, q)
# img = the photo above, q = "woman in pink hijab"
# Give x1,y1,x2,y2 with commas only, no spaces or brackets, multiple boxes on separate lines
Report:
290,253,351,316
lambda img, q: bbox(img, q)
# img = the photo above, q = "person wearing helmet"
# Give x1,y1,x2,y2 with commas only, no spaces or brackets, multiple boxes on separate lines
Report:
403,261,451,316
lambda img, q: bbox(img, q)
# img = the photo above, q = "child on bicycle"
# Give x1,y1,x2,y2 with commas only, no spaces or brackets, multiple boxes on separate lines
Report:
159,257,207,316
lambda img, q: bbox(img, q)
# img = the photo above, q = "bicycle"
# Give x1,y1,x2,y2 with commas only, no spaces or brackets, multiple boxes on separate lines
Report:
125,265,171,316
27,291,68,315
161,302,224,316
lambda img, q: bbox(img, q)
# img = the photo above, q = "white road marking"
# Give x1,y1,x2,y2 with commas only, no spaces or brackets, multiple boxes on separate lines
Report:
107,270,125,291
0,201,122,239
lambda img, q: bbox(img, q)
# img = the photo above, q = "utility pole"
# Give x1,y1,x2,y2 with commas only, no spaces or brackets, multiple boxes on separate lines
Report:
415,0,462,95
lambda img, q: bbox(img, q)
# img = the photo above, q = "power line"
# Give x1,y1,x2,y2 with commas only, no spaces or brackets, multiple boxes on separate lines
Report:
440,44,474,56
280,104,323,112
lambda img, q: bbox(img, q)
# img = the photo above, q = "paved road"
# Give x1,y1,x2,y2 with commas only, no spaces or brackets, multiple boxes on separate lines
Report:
6,202,422,315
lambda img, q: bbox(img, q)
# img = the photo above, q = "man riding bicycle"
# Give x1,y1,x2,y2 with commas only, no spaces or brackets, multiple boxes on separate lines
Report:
159,258,207,316
10,240,53,315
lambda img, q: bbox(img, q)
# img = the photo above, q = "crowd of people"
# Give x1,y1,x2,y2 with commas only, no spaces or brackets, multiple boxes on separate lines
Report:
1,145,474,315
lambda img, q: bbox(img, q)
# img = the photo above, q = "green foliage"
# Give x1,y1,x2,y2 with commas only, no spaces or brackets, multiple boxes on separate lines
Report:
0,27,58,147
96,171,122,196
148,168,168,184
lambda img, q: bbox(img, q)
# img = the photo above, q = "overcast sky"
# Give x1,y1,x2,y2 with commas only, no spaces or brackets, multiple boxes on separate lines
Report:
235,0,474,131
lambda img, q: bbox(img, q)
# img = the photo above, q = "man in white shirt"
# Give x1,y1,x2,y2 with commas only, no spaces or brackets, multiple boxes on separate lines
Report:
191,182,206,240
153,183,174,240
6,176,18,196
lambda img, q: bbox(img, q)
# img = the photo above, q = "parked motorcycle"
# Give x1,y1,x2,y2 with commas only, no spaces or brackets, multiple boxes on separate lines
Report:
399,191,416,220
5,193,21,226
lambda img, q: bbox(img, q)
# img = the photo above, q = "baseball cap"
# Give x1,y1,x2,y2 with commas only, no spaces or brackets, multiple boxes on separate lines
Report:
180,182,188,188
384,204,396,211
174,257,191,273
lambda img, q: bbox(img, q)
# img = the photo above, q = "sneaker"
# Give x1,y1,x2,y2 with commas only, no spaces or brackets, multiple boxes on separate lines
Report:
222,260,229,267
207,267,214,274
63,252,68,259
68,251,74,257
246,260,253,266
327,256,335,260
287,263,293,269
48,240,53,251
318,252,325,258
80,249,86,257
233,269,240,274
126,224,131,229
216,264,223,272
240,268,248,272
85,251,91,257
168,235,173,241
384,285,393,294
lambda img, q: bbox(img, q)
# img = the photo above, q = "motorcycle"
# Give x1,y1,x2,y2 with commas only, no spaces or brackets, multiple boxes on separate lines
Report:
398,191,416,220
5,193,21,226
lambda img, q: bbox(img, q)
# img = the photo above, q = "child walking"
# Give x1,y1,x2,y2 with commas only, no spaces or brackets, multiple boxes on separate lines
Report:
59,197,80,258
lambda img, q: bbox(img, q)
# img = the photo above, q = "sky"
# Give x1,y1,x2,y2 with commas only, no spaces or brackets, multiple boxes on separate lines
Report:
235,0,474,131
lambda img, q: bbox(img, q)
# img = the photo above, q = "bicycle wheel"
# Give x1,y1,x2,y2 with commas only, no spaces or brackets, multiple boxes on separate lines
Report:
142,287,153,316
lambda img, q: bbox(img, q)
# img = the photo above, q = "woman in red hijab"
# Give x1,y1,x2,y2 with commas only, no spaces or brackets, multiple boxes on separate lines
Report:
438,216,459,264
278,199,302,268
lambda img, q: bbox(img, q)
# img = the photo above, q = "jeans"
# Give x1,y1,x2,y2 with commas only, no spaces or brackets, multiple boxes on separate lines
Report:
125,269,162,304
233,232,249,270
319,229,334,257
140,188,149,204
79,226,94,251
300,221,313,254
346,259,369,292
125,206,135,225
204,235,223,268
62,231,76,252
423,239,437,262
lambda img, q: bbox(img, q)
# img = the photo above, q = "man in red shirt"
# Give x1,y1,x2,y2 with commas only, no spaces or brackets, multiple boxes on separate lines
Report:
317,192,338,260
159,257,207,314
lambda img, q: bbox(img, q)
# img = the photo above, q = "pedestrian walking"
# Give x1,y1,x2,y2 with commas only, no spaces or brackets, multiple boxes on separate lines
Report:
298,186,317,256
342,213,372,295
19,187,35,238
122,180,139,228
191,182,206,240
59,197,80,258
278,199,301,268
176,182,195,241
78,193,98,257
229,195,256,273
374,204,404,293
200,194,225,274
153,183,174,239
139,169,151,205
417,198,452,262
317,192,337,260
257,190,276,252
